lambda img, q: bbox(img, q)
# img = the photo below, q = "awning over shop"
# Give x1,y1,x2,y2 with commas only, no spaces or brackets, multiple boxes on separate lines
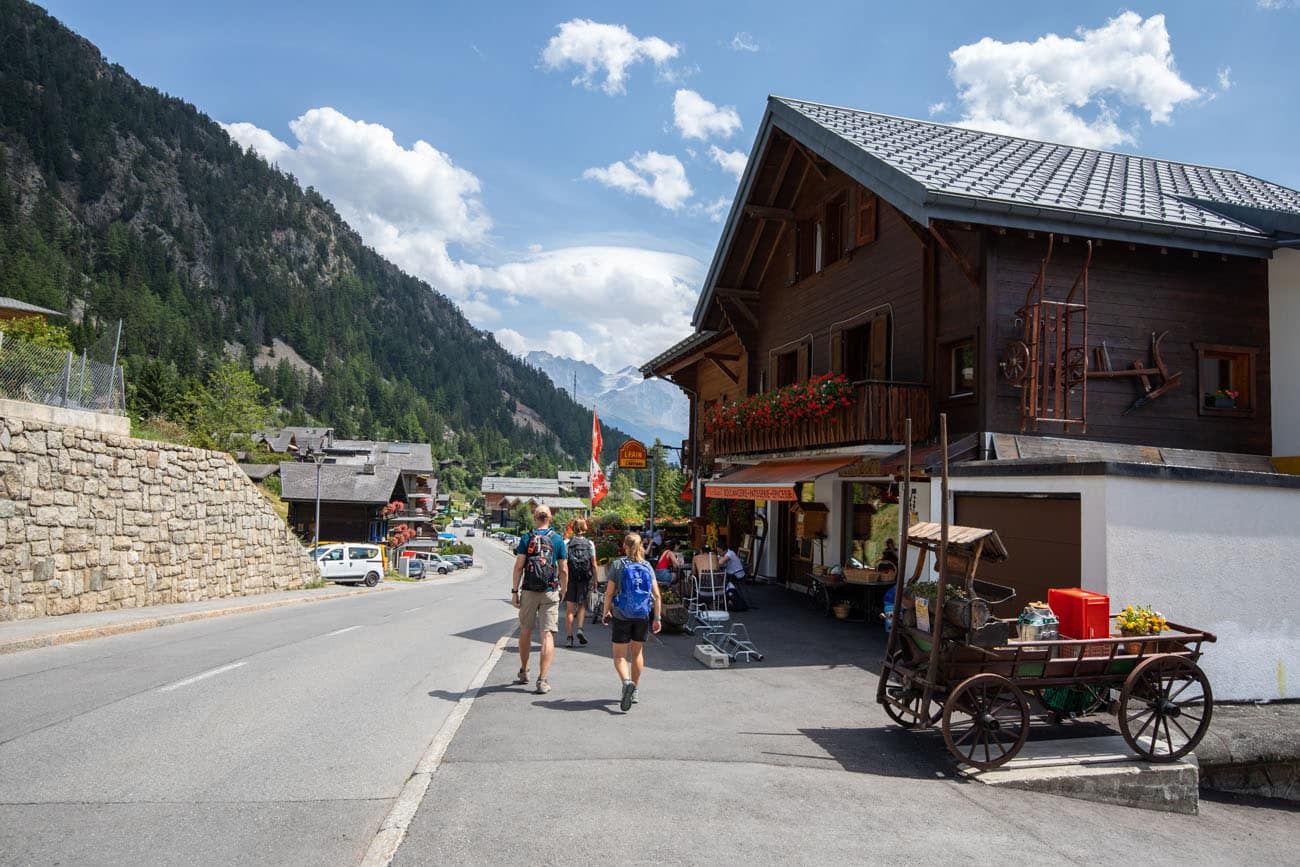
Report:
704,457,857,501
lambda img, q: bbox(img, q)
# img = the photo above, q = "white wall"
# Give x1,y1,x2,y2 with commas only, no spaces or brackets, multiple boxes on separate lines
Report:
1270,249,1300,459
1103,476,1299,702
935,471,1299,701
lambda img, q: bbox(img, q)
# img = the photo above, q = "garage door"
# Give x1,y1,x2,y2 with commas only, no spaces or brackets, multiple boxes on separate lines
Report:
954,494,1081,616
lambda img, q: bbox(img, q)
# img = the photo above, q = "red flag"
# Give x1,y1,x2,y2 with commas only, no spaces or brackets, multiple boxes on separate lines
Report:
590,412,609,506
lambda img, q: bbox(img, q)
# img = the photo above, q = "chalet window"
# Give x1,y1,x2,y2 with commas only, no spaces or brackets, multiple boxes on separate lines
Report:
1195,343,1258,416
813,221,825,273
948,339,976,397
854,187,878,247
841,314,892,381
824,193,847,267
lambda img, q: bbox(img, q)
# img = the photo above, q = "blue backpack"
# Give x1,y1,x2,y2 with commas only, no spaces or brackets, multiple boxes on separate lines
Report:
613,558,655,620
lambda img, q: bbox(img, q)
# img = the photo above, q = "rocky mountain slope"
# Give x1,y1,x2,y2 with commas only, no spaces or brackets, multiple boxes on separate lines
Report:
525,351,688,450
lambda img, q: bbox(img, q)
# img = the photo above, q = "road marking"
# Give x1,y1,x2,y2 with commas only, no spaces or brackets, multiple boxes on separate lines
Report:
158,661,246,692
326,625,363,637
359,632,510,867
402,607,423,614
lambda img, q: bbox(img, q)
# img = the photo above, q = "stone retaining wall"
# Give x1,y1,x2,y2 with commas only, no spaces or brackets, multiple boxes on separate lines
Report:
0,414,317,621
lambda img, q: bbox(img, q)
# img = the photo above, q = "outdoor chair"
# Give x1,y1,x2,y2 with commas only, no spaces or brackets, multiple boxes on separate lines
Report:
685,569,731,646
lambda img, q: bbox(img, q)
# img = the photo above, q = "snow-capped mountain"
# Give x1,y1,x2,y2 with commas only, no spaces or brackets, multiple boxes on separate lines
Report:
526,351,689,450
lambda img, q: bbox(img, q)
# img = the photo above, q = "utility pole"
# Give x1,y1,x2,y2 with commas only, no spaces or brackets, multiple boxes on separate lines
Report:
312,451,325,555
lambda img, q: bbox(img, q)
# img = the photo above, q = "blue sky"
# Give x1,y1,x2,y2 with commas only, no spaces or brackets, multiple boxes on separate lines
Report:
39,1,1300,370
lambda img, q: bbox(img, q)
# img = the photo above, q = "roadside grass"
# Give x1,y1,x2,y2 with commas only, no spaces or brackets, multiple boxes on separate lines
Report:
385,570,421,583
303,577,326,590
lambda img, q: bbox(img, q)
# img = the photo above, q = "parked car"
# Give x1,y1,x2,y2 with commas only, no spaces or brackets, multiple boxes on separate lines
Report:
449,553,474,568
405,551,456,575
447,553,469,569
313,543,384,587
398,557,425,579
465,528,476,537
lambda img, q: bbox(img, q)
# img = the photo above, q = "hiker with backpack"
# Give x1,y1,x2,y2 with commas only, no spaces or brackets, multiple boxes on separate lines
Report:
601,532,662,712
511,505,568,694
562,518,598,648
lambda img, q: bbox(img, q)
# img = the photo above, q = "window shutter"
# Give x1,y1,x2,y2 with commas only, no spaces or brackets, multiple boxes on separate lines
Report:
869,316,889,379
855,189,877,247
766,354,777,391
830,329,845,375
797,341,811,382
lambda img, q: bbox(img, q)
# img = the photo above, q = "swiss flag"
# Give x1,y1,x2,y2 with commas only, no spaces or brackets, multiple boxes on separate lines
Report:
590,412,609,506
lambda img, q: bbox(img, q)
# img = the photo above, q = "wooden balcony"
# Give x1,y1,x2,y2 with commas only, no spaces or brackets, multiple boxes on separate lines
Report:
708,381,932,458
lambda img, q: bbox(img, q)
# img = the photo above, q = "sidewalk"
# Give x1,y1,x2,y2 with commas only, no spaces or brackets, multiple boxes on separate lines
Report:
393,585,1299,865
0,582,395,654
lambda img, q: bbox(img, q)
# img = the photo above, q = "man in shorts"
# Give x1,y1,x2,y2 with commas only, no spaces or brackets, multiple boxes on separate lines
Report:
511,506,568,694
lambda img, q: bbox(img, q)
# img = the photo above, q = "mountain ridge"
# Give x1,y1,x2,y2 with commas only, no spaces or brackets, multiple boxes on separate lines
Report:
0,0,629,471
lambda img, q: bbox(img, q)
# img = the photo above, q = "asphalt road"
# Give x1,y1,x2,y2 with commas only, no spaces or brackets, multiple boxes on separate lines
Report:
0,533,518,867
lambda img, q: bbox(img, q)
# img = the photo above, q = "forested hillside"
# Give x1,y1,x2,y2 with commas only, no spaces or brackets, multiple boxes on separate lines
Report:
0,0,626,470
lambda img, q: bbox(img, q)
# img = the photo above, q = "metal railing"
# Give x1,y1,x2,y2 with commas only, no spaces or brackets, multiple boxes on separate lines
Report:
0,328,126,416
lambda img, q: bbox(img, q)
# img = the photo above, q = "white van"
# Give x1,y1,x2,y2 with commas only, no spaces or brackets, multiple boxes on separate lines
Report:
404,550,456,575
314,543,384,587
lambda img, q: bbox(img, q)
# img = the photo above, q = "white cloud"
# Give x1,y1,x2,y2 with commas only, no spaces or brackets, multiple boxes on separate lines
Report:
699,194,732,223
730,32,759,52
708,145,747,180
1217,66,1233,91
485,246,702,370
495,328,528,356
1257,1,1297,8
222,108,489,301
541,19,679,95
948,12,1201,149
927,101,948,116
673,89,743,141
583,151,693,210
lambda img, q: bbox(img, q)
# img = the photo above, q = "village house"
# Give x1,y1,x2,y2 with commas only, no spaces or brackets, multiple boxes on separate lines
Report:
480,475,591,525
643,96,1300,700
0,296,64,323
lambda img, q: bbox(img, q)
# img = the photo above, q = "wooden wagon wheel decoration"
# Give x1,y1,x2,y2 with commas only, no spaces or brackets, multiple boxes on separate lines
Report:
941,673,1030,770
999,340,1030,386
880,650,941,729
1118,655,1213,762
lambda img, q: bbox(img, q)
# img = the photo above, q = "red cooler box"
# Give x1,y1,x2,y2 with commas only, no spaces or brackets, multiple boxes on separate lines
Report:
1049,588,1110,640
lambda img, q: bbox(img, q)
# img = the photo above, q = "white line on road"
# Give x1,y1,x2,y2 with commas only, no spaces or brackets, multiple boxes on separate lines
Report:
359,632,510,867
325,625,363,637
402,607,423,614
157,661,247,692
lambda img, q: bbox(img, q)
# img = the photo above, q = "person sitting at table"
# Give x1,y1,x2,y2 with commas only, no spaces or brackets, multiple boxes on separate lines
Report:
692,545,721,575
879,537,899,568
654,540,682,584
719,545,747,584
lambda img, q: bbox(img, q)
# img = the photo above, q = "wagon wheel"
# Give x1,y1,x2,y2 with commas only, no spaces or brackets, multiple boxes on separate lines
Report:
999,341,1030,386
880,651,940,729
1118,655,1213,762
1064,346,1088,388
942,673,1030,770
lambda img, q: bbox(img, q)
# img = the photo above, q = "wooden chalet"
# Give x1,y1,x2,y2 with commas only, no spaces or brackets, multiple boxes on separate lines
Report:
643,96,1300,643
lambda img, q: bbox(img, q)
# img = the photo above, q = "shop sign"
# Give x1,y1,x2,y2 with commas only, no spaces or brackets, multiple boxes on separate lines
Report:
838,457,883,477
617,439,649,469
704,484,797,501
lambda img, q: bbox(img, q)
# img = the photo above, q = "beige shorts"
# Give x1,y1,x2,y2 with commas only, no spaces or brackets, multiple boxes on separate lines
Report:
518,589,560,634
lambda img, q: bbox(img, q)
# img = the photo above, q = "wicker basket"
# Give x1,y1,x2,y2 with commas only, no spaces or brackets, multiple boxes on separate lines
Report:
832,601,852,620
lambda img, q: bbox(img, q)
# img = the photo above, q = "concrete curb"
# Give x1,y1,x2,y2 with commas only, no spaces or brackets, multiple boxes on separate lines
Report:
0,584,396,655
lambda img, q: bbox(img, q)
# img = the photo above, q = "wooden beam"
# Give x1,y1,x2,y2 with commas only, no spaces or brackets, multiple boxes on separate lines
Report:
714,286,759,301
792,140,828,181
706,355,740,385
704,351,742,363
929,222,981,291
767,137,798,206
744,204,794,222
754,222,788,290
886,200,928,246
735,220,766,285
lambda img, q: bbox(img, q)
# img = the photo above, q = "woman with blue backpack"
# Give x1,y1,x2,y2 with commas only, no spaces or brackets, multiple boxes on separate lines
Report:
601,532,662,712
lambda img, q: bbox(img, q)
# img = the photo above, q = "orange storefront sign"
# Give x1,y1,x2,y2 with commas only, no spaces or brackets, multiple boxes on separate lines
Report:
617,439,648,469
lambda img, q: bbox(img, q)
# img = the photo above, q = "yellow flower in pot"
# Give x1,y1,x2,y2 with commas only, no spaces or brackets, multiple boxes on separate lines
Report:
1115,604,1167,653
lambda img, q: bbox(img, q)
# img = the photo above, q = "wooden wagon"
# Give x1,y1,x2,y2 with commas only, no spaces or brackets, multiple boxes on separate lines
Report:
875,416,1216,770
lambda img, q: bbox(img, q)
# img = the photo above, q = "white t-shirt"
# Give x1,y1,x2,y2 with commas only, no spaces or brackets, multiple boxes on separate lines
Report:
720,549,746,579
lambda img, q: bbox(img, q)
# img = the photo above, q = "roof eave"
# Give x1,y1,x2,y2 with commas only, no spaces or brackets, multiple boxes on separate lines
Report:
927,193,1276,259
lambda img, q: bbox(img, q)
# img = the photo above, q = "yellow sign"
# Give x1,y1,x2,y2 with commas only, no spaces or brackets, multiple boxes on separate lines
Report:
617,439,648,469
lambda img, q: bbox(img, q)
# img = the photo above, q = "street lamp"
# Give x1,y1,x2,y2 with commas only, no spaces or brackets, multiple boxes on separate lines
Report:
312,450,325,555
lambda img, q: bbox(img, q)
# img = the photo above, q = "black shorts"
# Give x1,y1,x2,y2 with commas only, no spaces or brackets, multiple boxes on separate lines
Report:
610,616,650,644
564,579,590,604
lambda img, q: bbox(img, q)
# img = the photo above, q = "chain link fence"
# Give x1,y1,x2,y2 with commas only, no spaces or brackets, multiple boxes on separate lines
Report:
0,325,126,416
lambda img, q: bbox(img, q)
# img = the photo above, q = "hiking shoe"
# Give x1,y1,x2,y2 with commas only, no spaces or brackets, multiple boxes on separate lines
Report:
565,635,574,648
577,631,588,646
620,680,635,712
631,686,639,704
514,668,529,685
535,679,551,695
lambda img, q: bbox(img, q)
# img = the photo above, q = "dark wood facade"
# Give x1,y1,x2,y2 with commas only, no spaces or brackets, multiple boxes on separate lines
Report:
657,127,1273,462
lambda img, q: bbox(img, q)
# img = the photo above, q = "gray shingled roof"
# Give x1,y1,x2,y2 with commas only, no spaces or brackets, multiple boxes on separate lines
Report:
481,476,560,496
691,96,1300,327
279,461,402,504
0,296,63,318
237,463,280,482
